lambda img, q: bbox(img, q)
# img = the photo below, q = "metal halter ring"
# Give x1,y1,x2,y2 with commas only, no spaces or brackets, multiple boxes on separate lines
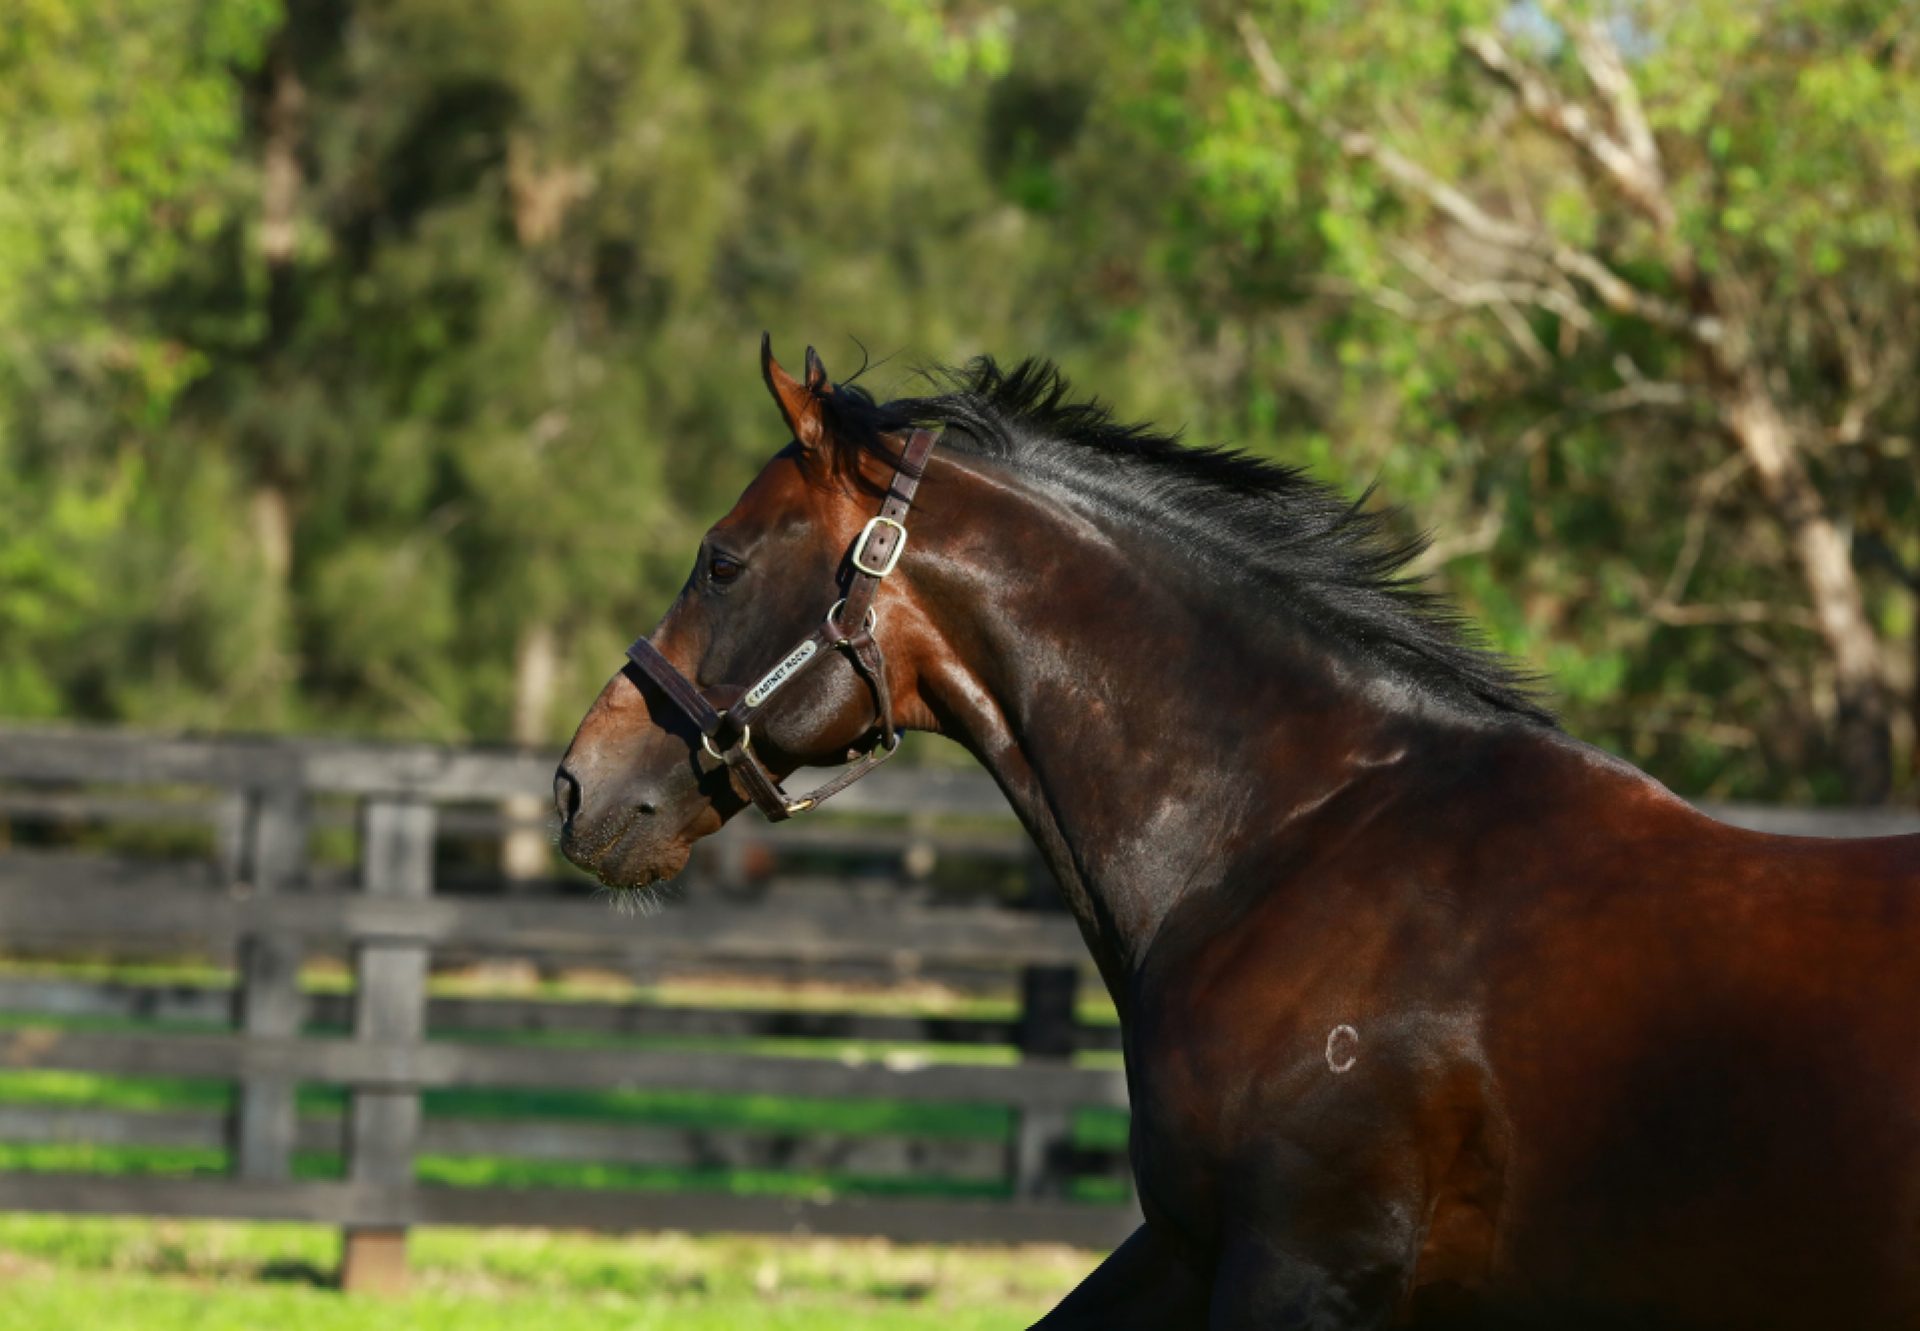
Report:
825,599,878,633
702,724,749,762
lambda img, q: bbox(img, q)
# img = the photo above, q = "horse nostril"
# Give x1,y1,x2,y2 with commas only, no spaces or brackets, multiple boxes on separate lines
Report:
638,801,657,816
553,766,582,824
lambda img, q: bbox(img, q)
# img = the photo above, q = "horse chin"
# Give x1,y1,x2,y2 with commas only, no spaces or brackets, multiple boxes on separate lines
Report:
591,835,693,892
562,810,696,892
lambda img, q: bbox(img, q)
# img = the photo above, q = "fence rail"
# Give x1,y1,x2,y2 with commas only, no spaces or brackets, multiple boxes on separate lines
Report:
0,976,1123,1048
0,1174,1132,1247
0,1103,1126,1184
0,722,1912,1290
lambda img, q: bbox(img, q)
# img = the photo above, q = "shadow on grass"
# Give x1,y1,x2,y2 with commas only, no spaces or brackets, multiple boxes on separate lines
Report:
257,1258,336,1289
869,1279,935,1302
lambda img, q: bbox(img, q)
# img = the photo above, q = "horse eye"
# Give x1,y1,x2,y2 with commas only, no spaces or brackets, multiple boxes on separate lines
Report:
707,554,743,584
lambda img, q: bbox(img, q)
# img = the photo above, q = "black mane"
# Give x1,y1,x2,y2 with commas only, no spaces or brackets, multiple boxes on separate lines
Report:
819,357,1555,727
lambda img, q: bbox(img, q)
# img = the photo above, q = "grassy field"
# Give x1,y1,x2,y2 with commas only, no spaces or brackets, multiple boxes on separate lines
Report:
0,1213,1098,1329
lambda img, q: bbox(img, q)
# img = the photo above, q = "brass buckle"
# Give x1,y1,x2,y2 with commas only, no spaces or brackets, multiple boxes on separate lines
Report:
850,517,908,578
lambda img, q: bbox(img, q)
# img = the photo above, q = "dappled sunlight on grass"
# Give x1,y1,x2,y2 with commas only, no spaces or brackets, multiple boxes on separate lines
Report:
0,1214,1099,1330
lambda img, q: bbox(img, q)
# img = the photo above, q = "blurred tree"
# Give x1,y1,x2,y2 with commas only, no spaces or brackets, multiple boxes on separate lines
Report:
1163,0,1918,801
0,0,284,723
0,0,1911,811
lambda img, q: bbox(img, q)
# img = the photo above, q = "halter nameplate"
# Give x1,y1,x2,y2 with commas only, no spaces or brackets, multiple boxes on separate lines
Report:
744,639,819,708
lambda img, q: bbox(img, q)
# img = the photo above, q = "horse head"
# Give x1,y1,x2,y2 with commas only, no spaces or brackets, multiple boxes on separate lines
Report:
553,337,939,890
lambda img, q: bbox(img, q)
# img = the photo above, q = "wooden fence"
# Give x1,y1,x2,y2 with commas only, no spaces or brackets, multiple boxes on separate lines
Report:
0,725,1140,1290
0,723,1912,1292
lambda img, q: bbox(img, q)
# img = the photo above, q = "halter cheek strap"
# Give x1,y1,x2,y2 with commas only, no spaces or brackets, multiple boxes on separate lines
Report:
624,427,938,822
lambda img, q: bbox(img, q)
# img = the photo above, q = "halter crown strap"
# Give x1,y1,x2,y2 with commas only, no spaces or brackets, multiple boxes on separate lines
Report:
624,427,938,822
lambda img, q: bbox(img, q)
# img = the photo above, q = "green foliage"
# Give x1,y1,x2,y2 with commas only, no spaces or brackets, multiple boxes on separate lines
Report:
0,0,1912,799
1149,0,1920,799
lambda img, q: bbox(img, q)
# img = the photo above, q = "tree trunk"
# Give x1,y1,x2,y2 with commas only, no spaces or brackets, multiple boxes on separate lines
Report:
1720,369,1892,802
500,622,559,882
251,38,303,605
249,485,294,585
261,39,304,347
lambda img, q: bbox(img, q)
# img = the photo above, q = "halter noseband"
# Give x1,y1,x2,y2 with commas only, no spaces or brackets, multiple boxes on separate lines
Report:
624,427,938,822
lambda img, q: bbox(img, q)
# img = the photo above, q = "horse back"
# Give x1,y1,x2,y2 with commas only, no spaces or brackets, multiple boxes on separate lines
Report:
1466,739,1920,1326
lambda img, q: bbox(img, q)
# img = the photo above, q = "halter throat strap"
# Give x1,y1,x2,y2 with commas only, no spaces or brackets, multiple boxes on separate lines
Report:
624,427,938,822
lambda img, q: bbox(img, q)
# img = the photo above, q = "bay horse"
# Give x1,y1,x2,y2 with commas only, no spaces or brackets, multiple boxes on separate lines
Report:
554,338,1920,1329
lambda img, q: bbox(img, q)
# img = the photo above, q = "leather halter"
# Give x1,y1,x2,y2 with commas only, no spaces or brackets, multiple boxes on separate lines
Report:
624,427,938,822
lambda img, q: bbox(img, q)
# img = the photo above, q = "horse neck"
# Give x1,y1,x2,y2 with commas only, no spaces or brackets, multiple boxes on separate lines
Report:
907,453,1443,1010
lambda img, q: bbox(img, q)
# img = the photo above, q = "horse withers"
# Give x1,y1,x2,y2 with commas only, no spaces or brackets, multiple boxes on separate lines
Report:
554,338,1920,1330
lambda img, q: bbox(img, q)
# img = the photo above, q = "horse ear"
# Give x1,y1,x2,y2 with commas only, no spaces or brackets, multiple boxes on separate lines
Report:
761,333,832,450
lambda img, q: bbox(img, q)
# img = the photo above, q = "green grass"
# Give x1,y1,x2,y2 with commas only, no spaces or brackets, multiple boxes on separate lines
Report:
0,1065,1131,1148
0,1003,1114,1070
0,1140,1047,1202
0,1136,1131,1205
0,955,1123,1024
0,1213,1099,1329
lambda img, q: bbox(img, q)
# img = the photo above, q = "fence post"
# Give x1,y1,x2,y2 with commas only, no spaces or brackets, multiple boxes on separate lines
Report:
340,796,434,1295
1011,847,1079,1199
1012,962,1079,1198
230,785,309,1183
